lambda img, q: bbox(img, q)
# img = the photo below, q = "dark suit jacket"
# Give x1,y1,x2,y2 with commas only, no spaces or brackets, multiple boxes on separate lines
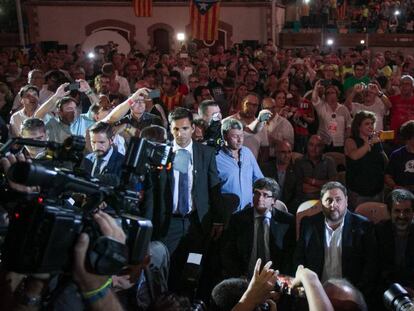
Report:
144,142,222,238
293,211,377,294
375,220,414,290
222,206,296,278
81,147,124,185
260,160,298,213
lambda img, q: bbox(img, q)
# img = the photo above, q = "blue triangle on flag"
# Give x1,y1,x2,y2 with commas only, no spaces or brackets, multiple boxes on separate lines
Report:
194,0,218,15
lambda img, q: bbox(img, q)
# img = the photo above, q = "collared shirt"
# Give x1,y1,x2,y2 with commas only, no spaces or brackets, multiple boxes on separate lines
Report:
172,140,194,214
86,146,114,175
216,146,264,211
225,112,269,158
70,113,94,137
45,113,94,144
249,208,272,276
322,218,344,283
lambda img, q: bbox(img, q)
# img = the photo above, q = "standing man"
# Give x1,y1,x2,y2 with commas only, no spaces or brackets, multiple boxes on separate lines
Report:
389,75,414,138
157,108,222,289
82,122,124,183
216,118,264,211
222,177,295,278
294,181,377,301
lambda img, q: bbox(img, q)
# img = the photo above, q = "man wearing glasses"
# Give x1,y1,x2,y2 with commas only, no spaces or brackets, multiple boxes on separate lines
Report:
222,177,295,278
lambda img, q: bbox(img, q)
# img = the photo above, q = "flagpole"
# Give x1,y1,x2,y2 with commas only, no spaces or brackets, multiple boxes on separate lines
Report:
15,0,25,47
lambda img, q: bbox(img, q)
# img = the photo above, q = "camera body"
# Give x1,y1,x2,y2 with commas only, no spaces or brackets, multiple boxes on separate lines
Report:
384,283,414,311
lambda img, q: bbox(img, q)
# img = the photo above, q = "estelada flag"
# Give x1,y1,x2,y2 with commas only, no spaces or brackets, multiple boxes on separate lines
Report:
133,0,152,17
190,0,221,41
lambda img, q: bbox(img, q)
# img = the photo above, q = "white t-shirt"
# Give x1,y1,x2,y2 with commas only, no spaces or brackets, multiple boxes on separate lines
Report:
314,100,352,147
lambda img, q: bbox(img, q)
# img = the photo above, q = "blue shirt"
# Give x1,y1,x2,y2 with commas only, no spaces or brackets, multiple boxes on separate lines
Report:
216,146,264,211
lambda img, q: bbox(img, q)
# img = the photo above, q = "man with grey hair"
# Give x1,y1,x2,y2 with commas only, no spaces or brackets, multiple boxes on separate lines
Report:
216,118,263,211
294,181,377,304
390,75,414,134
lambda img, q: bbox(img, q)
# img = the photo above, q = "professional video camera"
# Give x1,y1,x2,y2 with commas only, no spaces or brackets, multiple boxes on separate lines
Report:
384,283,414,311
0,135,85,165
204,114,224,151
1,136,172,276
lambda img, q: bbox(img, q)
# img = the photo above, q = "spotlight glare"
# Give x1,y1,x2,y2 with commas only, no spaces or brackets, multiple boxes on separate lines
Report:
326,39,334,46
177,33,186,42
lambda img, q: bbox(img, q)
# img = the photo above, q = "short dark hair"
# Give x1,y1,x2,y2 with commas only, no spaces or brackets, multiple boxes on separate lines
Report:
210,278,249,311
323,278,367,311
57,96,79,109
198,99,219,117
168,107,193,124
215,63,226,70
19,84,39,98
321,181,347,198
89,121,113,139
21,118,45,134
400,120,414,141
253,177,281,200
351,110,376,139
354,61,366,68
386,189,414,213
193,85,210,99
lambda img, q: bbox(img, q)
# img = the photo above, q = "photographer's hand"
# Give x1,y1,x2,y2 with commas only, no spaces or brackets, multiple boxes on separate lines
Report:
73,211,124,310
232,259,280,311
291,265,333,311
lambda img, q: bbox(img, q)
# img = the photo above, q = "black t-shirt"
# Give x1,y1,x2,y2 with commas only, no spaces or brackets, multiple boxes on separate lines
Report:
386,146,414,187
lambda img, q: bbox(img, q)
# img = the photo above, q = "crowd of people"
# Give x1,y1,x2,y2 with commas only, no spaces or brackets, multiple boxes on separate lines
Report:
0,39,414,310
297,0,414,33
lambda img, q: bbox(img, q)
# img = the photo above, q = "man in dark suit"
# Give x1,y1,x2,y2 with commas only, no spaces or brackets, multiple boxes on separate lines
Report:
147,108,222,293
294,181,377,302
82,121,124,185
222,177,295,278
260,140,298,213
376,189,414,299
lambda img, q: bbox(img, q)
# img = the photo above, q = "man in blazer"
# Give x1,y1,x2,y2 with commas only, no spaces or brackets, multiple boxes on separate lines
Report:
82,121,124,185
260,140,298,213
293,181,377,301
222,177,295,278
376,189,414,296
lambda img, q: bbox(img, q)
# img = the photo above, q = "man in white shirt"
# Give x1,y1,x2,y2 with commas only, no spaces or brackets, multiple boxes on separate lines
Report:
262,97,294,158
294,181,377,301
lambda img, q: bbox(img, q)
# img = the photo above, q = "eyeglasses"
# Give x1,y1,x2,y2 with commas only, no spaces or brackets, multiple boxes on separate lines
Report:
253,190,273,199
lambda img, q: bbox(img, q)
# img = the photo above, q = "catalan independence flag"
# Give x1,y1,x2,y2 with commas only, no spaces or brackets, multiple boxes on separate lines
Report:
190,0,221,41
133,0,152,17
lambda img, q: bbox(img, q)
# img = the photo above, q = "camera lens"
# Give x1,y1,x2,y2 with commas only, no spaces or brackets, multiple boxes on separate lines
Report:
384,283,414,311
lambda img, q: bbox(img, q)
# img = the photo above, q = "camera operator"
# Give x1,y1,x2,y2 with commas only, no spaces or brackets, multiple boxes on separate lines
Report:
197,99,222,144
19,118,48,160
81,121,124,183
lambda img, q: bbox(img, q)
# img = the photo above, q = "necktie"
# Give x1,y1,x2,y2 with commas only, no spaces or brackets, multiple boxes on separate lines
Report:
175,149,190,215
257,216,267,262
92,157,104,177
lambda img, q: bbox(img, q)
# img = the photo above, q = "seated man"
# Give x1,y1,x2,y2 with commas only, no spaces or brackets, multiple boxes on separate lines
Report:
82,122,124,184
323,278,368,311
294,181,377,303
222,177,295,278
261,140,298,213
376,189,414,297
294,135,337,203
385,120,414,192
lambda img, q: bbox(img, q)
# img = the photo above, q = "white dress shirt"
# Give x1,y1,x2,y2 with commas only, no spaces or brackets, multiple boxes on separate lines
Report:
322,218,344,283
172,140,194,214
